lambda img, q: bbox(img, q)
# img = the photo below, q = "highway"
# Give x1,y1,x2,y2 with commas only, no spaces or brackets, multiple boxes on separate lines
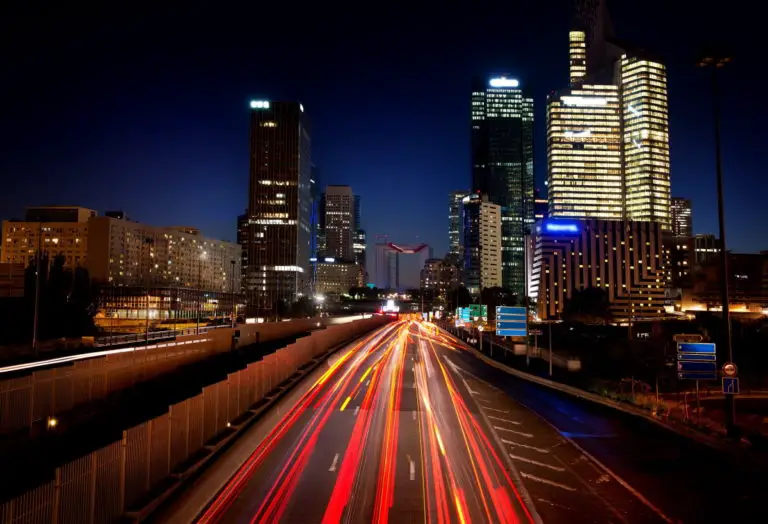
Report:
158,320,678,523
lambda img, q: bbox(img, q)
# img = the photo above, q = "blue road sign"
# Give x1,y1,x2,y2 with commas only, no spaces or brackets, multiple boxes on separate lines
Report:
677,342,717,380
722,377,740,395
677,342,716,354
677,361,717,373
496,306,527,337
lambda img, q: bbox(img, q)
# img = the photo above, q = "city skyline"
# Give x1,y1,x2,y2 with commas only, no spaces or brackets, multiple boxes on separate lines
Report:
1,2,763,261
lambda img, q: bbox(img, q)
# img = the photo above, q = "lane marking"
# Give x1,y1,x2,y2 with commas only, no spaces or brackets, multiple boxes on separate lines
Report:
483,406,510,414
329,453,340,472
487,415,522,425
407,454,416,480
520,472,576,492
412,410,417,421
501,438,550,454
509,453,565,472
494,426,534,438
476,397,493,404
354,405,360,416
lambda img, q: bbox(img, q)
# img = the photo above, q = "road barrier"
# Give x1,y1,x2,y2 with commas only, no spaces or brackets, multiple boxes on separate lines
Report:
0,316,368,437
0,315,391,523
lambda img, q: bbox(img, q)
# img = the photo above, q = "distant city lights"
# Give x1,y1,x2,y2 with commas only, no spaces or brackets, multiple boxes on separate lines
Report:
561,95,607,107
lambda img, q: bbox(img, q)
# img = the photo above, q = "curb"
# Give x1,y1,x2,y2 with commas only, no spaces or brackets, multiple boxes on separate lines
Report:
437,324,766,463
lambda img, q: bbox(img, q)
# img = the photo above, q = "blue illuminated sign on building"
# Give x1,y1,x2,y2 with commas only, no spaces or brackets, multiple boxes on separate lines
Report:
544,221,580,233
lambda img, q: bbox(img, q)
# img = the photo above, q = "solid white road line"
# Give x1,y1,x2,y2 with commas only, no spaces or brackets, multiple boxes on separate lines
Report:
329,453,340,472
494,426,534,438
509,453,565,472
501,438,550,454
519,472,577,492
487,415,522,425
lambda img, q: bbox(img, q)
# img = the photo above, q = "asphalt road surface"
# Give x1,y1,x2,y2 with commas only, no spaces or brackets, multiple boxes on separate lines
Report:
159,320,731,523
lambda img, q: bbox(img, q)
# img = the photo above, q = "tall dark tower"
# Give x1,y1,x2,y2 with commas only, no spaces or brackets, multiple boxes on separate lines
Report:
471,75,534,297
573,0,620,81
246,100,311,314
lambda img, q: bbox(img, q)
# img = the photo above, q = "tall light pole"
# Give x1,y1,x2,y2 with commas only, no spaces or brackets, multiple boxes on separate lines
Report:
698,53,736,433
32,222,43,356
197,251,207,334
230,260,236,328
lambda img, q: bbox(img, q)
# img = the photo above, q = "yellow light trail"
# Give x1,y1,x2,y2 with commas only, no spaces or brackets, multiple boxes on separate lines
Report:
358,365,373,383
434,425,446,456
339,396,352,411
454,493,468,524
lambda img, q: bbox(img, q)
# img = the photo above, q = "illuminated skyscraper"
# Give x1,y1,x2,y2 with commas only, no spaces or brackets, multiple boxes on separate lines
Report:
621,54,671,227
448,190,469,257
246,100,312,313
548,26,671,230
462,194,502,295
671,197,692,238
471,76,534,296
322,185,355,260
547,80,623,220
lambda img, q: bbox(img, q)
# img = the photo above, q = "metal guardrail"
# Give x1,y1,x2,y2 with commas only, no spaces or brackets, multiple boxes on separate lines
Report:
94,324,231,347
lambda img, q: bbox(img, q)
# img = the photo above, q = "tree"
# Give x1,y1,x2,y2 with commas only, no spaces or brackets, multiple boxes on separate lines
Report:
562,287,612,325
291,296,315,317
446,286,473,309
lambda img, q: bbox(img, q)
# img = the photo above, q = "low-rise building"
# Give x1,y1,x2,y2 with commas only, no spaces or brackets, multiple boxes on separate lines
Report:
530,219,666,321
312,257,363,296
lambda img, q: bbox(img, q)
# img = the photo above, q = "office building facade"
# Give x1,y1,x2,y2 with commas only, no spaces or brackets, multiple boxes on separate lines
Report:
1,206,96,268
322,185,355,260
312,258,363,296
530,218,666,321
420,258,460,301
462,194,502,295
547,27,671,229
448,190,470,257
471,77,534,296
670,198,692,238
245,100,312,313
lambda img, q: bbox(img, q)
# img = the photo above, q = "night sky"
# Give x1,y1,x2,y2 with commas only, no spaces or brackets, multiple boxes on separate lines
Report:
1,1,763,266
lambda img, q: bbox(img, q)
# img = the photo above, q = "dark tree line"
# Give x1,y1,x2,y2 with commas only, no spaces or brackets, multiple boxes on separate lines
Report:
0,254,96,344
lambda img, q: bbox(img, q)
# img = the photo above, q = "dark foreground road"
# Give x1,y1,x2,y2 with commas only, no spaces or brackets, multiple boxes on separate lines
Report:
156,320,717,523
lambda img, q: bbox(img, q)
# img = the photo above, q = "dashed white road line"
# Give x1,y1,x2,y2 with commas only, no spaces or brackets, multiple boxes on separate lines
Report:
329,453,340,472
509,453,565,472
408,456,416,480
502,438,550,454
519,471,577,492
494,426,534,438
354,405,360,416
412,410,417,421
476,397,493,404
483,406,510,414
487,415,522,425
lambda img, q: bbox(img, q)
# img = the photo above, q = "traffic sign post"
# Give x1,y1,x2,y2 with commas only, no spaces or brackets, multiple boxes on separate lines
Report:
722,377,740,395
677,342,717,381
495,306,527,337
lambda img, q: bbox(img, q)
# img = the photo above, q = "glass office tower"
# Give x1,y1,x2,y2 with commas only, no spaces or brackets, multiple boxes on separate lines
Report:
471,76,534,297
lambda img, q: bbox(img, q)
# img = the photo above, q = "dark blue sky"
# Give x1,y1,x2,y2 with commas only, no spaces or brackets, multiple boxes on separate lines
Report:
1,1,762,259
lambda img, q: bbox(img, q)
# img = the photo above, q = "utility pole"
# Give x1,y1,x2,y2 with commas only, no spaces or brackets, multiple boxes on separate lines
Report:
698,53,736,434
32,222,43,356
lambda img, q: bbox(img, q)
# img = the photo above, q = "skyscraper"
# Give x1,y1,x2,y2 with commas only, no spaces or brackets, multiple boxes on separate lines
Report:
547,79,623,220
671,198,693,238
352,195,367,277
245,100,311,313
471,76,534,296
462,194,502,295
322,185,355,260
547,25,671,229
448,190,469,257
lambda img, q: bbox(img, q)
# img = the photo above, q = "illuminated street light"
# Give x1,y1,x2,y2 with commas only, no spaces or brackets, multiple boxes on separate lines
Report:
47,416,58,428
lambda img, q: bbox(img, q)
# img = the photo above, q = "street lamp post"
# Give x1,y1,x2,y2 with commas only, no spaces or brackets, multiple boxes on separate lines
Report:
698,53,736,434
478,325,484,352
230,260,236,328
197,251,207,334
